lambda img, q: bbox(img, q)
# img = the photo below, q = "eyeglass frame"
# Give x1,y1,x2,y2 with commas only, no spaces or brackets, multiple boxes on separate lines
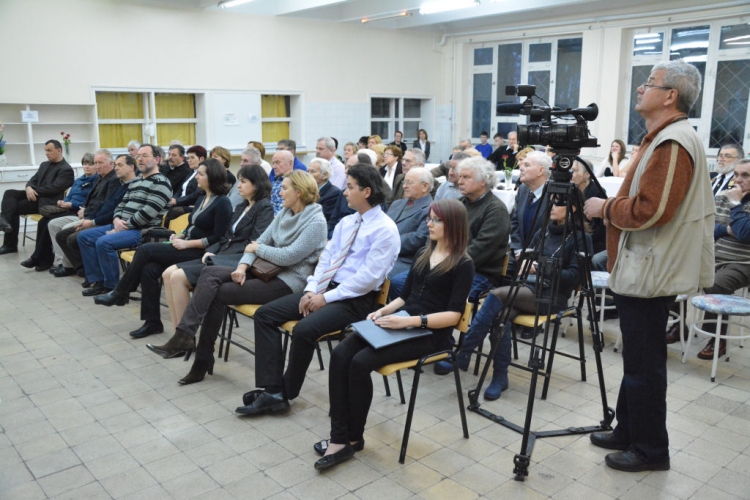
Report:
425,216,443,225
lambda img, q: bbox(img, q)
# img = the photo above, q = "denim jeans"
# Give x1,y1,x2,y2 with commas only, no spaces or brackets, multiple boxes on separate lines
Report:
458,293,512,371
78,225,142,289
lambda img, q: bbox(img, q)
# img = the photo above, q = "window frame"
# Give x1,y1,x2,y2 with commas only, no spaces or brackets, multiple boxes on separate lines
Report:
369,95,433,143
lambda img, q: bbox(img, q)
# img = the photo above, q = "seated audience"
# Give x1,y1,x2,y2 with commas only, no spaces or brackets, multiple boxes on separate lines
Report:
147,171,327,384
316,137,347,189
55,155,135,278
247,141,272,174
21,153,98,271
434,152,470,201
596,139,628,177
571,159,606,255
161,165,273,329
380,145,403,189
488,131,520,171
343,142,358,163
93,159,232,340
367,135,382,149
357,136,369,150
313,198,473,470
434,190,591,399
270,150,295,215
127,140,141,158
326,151,378,238
164,145,207,226
77,144,172,297
617,145,640,179
390,148,428,205
210,146,236,186
233,164,400,416
270,139,307,182
307,158,341,222
0,139,74,255
160,144,192,197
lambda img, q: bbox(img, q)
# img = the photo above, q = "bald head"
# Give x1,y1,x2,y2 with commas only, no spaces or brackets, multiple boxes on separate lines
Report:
272,150,294,177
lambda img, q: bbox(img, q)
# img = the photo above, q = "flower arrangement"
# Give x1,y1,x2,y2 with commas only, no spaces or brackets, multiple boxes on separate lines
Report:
60,131,71,157
502,154,511,173
0,122,6,155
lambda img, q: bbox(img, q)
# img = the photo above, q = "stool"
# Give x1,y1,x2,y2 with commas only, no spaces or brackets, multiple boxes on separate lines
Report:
682,294,750,382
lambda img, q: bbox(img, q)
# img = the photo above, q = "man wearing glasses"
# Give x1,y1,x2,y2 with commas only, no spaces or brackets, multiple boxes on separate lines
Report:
711,144,744,196
584,61,714,473
78,144,172,299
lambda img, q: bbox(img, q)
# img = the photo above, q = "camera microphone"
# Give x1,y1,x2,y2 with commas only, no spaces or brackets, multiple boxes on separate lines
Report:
496,102,526,114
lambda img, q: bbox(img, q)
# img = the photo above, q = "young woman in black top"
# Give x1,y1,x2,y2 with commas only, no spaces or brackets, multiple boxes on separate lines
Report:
313,198,474,471
93,159,232,340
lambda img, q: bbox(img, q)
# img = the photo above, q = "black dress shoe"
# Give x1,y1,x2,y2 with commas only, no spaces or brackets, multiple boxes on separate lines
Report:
129,322,164,339
52,266,76,277
314,439,364,456
34,263,52,272
314,444,355,471
0,217,12,233
0,245,18,255
605,450,670,472
94,290,129,306
76,268,86,278
590,432,629,451
235,391,290,415
48,265,61,274
242,389,264,406
20,258,37,268
82,284,111,297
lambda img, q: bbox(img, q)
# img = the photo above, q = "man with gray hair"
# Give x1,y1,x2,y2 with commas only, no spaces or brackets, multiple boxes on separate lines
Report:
390,148,426,204
583,60,713,472
511,151,552,264
307,157,340,222
386,166,433,296
435,151,470,201
316,137,346,190
271,139,307,182
127,140,141,158
711,143,744,196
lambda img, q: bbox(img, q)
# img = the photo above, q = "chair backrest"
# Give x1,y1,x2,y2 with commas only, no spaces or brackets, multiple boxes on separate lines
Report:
501,252,510,276
169,213,190,234
456,302,473,334
377,278,391,307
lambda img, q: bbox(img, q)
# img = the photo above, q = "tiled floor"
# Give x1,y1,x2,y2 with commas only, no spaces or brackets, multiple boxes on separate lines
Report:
1,243,750,499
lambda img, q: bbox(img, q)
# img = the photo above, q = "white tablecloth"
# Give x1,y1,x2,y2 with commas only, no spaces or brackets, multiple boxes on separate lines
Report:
596,176,624,197
493,188,516,213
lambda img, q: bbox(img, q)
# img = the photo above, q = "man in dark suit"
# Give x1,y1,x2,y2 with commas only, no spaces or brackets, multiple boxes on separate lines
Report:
308,158,341,223
386,167,433,297
389,148,427,206
388,130,408,154
160,144,192,197
509,150,551,279
0,140,74,255
488,131,520,171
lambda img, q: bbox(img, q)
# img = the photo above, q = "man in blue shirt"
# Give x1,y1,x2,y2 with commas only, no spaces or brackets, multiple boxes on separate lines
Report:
237,164,401,416
269,150,295,215
476,131,492,159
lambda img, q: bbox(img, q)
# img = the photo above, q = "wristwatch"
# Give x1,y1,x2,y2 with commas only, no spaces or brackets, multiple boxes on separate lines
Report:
420,315,428,329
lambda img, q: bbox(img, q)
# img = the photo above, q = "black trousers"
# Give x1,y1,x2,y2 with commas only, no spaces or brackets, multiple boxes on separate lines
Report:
56,225,86,270
612,293,675,463
115,242,204,322
1,189,38,248
30,211,74,265
177,266,293,362
328,332,442,444
253,290,377,400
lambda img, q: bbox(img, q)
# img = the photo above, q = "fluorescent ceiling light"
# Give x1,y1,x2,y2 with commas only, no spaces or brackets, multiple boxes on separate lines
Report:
218,0,255,8
420,0,479,15
362,11,412,23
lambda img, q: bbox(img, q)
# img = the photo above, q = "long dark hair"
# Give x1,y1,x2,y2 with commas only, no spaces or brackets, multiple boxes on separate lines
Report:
237,164,272,201
412,199,469,275
200,158,230,196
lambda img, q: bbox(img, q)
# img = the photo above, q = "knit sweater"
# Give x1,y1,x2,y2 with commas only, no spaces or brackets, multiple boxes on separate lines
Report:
463,191,511,283
713,193,750,263
113,173,172,229
239,203,327,292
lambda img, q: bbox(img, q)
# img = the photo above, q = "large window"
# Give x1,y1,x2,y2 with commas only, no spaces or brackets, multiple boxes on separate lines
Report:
627,20,750,152
370,97,428,142
471,37,582,140
96,91,197,149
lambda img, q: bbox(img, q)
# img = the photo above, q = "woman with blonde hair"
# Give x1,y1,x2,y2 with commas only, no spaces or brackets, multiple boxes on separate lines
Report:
147,170,328,385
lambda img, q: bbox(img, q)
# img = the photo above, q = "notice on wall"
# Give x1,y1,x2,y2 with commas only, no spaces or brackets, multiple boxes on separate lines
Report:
21,110,39,123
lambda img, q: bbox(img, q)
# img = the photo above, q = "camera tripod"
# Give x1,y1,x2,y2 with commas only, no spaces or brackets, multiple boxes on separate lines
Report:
466,151,615,481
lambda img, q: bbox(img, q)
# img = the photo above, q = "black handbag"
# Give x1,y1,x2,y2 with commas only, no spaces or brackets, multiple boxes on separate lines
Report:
141,227,175,244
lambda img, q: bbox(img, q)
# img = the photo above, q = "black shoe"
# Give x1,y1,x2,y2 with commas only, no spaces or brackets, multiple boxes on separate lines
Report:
20,258,37,268
590,432,629,451
520,326,540,340
314,444,355,471
605,450,670,472
0,217,12,233
235,391,289,415
242,389,264,406
314,439,364,457
146,331,195,359
48,265,61,274
129,322,164,339
94,289,129,306
52,266,76,277
76,268,86,278
0,245,18,255
177,357,214,385
34,263,52,272
82,284,110,297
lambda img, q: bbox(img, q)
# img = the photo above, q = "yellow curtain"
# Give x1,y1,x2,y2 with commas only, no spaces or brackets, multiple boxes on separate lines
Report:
262,123,290,143
157,124,196,146
261,95,288,118
96,92,143,148
155,94,195,118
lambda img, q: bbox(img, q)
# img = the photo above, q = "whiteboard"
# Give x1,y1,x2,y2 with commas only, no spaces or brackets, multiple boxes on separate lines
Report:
211,92,262,150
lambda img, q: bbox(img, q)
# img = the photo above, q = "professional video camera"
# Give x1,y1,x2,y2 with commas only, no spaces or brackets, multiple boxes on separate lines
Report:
498,84,599,162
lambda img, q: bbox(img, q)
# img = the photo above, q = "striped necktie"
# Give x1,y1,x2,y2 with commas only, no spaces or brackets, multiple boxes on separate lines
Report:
316,215,362,294
713,174,725,196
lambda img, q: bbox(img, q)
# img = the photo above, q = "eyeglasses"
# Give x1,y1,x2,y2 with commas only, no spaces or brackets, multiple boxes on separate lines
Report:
718,154,739,160
383,152,394,157
403,180,424,186
425,216,443,225
134,154,153,160
641,82,672,91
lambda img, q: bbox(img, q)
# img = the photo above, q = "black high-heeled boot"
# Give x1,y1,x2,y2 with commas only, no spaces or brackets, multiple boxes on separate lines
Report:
178,357,214,385
146,331,195,359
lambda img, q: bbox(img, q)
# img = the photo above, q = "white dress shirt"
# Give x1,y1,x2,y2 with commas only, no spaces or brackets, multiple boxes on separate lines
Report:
329,157,347,190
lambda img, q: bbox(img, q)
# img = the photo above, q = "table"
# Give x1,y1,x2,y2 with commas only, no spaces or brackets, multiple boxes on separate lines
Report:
493,188,516,213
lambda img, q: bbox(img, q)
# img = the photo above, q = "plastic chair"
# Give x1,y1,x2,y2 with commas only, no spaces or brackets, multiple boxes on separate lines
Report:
376,301,472,463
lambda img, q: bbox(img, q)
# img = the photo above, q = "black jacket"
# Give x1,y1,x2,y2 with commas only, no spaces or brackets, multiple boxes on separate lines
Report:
26,159,75,207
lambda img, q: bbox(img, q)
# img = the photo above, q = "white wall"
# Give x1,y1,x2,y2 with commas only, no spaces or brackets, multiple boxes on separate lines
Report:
0,0,450,159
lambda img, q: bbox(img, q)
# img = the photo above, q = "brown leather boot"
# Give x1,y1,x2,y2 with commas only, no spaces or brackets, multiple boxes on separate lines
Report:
146,331,195,360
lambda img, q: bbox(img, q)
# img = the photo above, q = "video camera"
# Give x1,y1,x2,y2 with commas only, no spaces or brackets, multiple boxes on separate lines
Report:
498,84,599,164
